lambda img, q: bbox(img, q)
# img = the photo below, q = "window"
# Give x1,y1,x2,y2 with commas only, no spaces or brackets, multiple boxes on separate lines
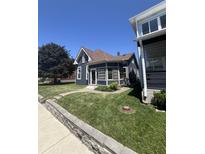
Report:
142,22,149,35
120,68,126,79
77,66,81,79
108,68,118,80
108,68,112,79
160,15,166,28
140,13,166,36
150,18,158,32
82,56,85,63
97,68,105,80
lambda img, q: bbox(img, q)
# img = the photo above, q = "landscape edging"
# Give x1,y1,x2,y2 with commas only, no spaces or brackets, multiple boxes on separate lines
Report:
41,98,138,154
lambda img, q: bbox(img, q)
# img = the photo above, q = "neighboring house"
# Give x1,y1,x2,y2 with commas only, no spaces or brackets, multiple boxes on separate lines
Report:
73,47,139,86
129,1,166,101
60,71,76,83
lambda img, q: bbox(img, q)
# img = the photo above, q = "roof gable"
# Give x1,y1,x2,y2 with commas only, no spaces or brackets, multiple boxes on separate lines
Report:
74,47,137,66
74,48,92,64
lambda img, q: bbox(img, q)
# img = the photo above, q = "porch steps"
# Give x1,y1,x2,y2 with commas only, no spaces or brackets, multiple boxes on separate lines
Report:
144,89,160,104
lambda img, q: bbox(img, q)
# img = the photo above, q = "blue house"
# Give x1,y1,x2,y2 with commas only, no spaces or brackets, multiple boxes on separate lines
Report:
74,47,139,86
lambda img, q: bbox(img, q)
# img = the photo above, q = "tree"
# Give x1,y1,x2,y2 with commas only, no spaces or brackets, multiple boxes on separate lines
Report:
38,42,75,83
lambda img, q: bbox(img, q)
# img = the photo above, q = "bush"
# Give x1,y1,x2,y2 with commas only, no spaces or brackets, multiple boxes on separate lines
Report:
109,82,118,90
95,82,119,92
95,86,113,92
151,90,166,110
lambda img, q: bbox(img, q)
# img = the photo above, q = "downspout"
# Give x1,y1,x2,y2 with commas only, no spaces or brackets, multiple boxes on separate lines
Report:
139,40,147,99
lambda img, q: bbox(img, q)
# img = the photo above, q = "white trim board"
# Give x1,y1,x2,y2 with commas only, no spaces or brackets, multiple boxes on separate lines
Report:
74,48,92,65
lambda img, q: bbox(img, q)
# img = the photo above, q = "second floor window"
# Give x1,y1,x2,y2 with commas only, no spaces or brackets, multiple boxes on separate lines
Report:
82,56,85,63
142,22,149,35
141,13,166,36
160,15,166,29
150,18,158,32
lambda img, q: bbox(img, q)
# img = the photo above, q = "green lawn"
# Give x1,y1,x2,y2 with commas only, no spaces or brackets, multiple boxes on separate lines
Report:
38,83,86,99
58,90,166,154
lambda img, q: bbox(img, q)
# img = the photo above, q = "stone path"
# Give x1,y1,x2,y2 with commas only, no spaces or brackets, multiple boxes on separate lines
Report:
53,86,130,100
38,103,93,154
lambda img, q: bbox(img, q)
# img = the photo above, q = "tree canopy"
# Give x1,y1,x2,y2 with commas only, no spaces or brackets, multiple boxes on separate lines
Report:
38,43,74,82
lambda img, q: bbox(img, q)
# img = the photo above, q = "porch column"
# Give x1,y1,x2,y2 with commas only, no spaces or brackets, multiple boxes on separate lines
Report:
117,63,120,85
139,40,147,99
105,63,108,85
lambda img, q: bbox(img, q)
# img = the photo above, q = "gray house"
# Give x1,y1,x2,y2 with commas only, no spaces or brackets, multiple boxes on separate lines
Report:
129,1,166,101
73,47,139,86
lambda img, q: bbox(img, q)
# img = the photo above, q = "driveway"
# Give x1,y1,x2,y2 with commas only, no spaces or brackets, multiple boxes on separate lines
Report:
38,103,93,154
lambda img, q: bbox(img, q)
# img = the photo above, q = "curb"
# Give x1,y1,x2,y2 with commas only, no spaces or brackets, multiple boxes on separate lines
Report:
40,97,138,154
38,94,46,103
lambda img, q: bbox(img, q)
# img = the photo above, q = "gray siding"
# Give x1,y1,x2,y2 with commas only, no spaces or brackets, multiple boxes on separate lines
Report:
76,51,89,85
76,63,88,85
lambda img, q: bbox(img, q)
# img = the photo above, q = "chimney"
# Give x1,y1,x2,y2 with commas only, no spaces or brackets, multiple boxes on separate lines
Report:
117,51,120,56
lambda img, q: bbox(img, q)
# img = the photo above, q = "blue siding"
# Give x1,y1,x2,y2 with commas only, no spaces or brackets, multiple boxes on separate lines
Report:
97,81,106,85
76,51,89,85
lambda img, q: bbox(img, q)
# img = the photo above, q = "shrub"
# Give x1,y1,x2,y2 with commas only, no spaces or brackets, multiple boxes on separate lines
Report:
151,90,166,110
95,86,113,92
109,82,118,90
95,82,119,92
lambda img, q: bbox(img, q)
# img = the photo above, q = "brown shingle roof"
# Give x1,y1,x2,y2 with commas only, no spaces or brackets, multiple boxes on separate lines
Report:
82,47,113,61
81,47,134,65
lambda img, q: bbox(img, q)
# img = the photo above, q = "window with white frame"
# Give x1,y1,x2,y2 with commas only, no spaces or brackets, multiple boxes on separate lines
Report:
142,22,149,35
77,66,81,79
97,68,105,80
120,67,127,79
82,55,85,63
150,18,158,32
108,68,118,80
160,14,166,29
141,13,166,36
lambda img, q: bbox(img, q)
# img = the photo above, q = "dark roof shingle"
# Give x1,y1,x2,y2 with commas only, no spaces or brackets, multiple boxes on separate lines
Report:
81,47,133,65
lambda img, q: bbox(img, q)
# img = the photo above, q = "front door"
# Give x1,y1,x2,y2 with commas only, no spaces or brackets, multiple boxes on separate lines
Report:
91,70,96,85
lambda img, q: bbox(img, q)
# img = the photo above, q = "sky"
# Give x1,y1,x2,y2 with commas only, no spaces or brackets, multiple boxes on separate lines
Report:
38,0,163,58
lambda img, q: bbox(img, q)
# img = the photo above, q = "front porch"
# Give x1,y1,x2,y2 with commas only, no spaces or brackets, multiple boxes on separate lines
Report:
88,63,130,86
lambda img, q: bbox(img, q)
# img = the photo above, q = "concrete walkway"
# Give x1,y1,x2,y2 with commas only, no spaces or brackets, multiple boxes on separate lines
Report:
38,103,93,154
53,86,130,100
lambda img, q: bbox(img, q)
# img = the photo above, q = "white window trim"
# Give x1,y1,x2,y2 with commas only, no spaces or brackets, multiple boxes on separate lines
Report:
120,67,128,79
108,68,118,80
77,66,81,80
139,12,166,36
97,67,106,81
86,65,88,80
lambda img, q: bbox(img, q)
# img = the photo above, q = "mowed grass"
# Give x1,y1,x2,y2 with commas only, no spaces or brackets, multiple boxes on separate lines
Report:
38,83,86,99
58,90,166,154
